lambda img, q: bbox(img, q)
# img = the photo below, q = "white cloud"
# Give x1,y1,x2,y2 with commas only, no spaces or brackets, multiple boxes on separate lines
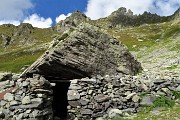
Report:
23,14,53,28
85,0,180,20
55,13,72,23
0,20,20,26
150,0,180,15
0,0,33,20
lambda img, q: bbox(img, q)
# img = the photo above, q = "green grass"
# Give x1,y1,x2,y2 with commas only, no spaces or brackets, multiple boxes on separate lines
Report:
166,64,178,70
153,96,175,108
0,50,45,73
133,105,180,120
172,91,180,99
162,26,180,39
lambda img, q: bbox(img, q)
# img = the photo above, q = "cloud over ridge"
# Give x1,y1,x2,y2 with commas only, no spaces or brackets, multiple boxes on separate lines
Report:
23,14,53,28
85,0,180,20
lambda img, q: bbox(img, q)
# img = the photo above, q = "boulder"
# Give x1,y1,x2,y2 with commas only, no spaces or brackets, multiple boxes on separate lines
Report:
22,23,142,80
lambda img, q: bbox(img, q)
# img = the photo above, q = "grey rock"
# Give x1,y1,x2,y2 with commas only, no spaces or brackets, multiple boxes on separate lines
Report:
4,93,14,101
94,95,111,103
10,100,19,106
69,84,82,90
22,81,30,87
153,79,166,84
126,92,136,100
132,95,140,103
108,109,123,118
68,101,80,107
68,90,80,100
175,85,180,92
71,79,78,84
80,109,93,115
22,96,31,105
88,90,93,95
0,100,6,106
79,98,89,106
140,95,156,106
22,23,142,80
96,117,105,120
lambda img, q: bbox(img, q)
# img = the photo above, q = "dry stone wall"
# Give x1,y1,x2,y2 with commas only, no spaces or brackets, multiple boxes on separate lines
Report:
0,72,179,120
67,73,180,119
0,74,53,120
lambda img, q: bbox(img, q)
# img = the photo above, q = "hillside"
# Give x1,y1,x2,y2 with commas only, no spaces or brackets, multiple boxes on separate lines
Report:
0,23,57,72
0,7,179,120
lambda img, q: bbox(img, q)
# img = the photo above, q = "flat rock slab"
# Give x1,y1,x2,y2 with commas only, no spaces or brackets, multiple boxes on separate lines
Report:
22,23,142,80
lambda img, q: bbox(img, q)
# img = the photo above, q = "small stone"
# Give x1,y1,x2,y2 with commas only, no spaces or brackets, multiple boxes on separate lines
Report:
161,88,170,94
140,95,156,106
0,100,6,106
125,91,131,96
79,98,89,106
126,92,136,100
68,90,80,100
71,79,78,84
37,94,46,98
154,79,165,84
68,101,80,108
141,83,148,91
88,90,93,95
22,81,29,87
132,95,140,103
175,85,180,92
67,105,71,110
80,109,93,115
96,117,104,120
4,93,14,101
69,84,82,90
10,100,19,106
74,117,78,120
26,109,32,114
80,92,87,96
22,96,31,105
94,95,111,103
108,109,123,118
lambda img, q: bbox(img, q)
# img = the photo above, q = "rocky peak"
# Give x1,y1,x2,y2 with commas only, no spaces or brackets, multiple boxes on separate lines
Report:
110,7,134,17
14,23,34,36
107,7,168,27
55,10,91,32
171,7,180,21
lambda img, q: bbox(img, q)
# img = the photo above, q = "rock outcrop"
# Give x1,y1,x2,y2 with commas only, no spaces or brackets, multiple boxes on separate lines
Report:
107,7,168,26
55,11,91,33
22,23,142,80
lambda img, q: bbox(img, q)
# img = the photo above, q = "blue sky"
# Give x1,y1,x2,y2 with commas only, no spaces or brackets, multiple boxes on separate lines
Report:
32,0,88,23
0,0,179,28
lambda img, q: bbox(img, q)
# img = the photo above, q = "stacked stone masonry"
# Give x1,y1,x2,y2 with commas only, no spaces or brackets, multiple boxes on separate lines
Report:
0,72,179,120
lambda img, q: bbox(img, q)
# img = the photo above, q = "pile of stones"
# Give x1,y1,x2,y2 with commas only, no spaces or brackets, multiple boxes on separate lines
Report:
0,74,53,120
0,72,179,120
67,73,180,119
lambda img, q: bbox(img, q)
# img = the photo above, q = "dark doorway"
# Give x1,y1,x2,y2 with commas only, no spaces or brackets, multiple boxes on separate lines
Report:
52,82,70,120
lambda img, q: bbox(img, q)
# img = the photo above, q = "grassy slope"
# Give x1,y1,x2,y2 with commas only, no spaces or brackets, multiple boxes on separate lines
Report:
0,25,56,73
106,20,180,73
106,20,180,120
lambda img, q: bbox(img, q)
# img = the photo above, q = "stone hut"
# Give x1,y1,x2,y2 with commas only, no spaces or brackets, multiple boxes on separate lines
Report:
0,23,142,120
